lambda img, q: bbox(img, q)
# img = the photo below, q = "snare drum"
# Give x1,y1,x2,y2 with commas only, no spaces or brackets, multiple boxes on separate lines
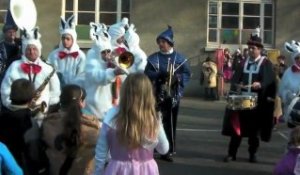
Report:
227,94,258,110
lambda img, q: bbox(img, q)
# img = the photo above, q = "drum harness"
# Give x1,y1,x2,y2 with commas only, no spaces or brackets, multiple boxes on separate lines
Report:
243,56,265,94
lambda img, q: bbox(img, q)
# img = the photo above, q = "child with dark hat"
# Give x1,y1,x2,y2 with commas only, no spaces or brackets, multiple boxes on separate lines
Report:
144,25,191,162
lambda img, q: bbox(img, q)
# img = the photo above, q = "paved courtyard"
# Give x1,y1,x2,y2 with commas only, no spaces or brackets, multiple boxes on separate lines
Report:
158,97,288,175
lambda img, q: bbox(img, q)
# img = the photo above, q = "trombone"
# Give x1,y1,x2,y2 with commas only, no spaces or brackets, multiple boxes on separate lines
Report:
166,58,174,97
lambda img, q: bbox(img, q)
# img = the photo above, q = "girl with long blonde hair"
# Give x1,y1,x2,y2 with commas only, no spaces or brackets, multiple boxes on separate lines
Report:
94,73,169,175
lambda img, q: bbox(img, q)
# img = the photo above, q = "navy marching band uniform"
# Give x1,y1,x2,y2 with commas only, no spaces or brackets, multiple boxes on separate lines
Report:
145,26,190,161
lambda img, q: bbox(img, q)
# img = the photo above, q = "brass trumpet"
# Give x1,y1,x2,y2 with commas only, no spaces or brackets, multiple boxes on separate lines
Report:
118,51,134,69
110,51,135,75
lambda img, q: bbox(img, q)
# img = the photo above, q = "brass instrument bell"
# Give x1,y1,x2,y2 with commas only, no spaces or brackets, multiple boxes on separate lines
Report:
118,51,134,69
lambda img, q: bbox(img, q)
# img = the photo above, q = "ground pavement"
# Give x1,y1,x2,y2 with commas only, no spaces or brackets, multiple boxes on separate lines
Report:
158,97,289,175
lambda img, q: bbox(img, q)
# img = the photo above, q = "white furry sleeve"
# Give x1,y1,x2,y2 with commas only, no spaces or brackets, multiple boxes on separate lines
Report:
49,72,61,105
85,58,116,85
0,64,13,108
155,120,169,155
278,69,290,105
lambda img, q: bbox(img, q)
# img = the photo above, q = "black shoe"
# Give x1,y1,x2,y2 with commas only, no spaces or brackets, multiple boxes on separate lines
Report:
160,153,173,162
223,155,236,162
249,155,257,163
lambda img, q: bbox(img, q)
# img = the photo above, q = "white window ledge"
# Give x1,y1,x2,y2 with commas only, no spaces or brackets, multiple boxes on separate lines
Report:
78,40,93,49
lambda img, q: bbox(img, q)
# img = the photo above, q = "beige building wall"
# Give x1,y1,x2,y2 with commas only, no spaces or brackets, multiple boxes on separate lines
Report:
35,0,61,59
275,0,300,63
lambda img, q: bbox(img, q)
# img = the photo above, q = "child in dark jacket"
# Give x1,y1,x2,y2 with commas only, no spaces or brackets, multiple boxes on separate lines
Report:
0,78,34,172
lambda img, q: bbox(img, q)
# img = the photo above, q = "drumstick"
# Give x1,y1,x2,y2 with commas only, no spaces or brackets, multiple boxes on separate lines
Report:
234,84,253,88
243,85,253,88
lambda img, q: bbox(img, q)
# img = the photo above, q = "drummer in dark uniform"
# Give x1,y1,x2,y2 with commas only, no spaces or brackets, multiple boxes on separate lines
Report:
222,28,276,163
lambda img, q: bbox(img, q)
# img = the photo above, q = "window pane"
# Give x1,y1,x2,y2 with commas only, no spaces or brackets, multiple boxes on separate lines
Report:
222,17,238,28
209,2,217,14
76,25,90,40
264,17,272,30
264,31,272,44
244,3,260,16
78,12,95,25
121,13,130,20
209,16,217,28
65,0,73,11
209,29,217,42
264,4,272,16
243,17,259,29
221,29,239,44
78,0,95,11
222,3,239,15
100,0,117,11
0,12,5,23
122,0,130,12
100,13,117,25
65,12,74,20
241,30,252,44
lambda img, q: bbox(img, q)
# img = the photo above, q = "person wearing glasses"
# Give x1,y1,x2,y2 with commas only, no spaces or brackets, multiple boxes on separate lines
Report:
222,29,276,163
48,15,86,87
84,22,126,121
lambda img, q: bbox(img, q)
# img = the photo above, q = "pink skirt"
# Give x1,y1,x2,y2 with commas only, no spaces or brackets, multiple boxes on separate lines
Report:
103,159,159,175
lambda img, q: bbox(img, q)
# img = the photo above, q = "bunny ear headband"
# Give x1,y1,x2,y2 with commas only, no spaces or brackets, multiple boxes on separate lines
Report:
59,15,77,41
21,27,42,56
60,15,76,31
89,22,111,52
285,40,300,60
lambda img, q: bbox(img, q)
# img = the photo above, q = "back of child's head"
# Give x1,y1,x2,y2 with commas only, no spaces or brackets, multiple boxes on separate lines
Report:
60,84,86,108
119,73,155,107
289,126,300,147
10,78,35,105
116,73,158,149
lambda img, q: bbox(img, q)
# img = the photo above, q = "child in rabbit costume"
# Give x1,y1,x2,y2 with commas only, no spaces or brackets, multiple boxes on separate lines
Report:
124,24,147,73
48,15,86,87
108,17,129,51
279,40,300,125
83,23,126,121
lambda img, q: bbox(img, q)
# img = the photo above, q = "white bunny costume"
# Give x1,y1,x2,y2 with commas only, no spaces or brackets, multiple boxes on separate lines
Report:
83,22,117,120
279,40,300,120
1,27,61,113
108,17,129,51
124,24,147,73
48,15,86,86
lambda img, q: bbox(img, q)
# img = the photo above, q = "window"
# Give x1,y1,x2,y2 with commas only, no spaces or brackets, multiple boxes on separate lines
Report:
62,0,130,40
207,0,274,48
0,1,9,30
